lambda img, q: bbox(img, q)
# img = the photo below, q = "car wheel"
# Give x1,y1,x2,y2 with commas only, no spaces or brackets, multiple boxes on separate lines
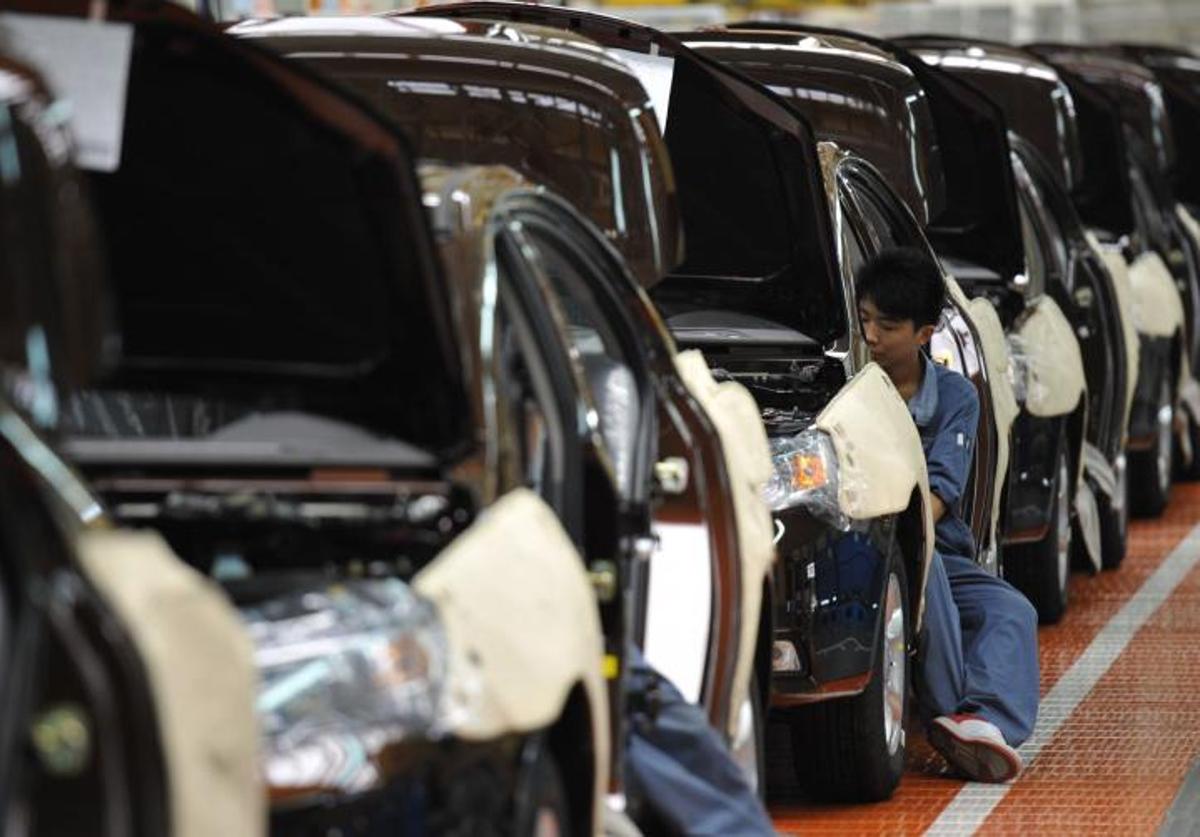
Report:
789,544,908,802
1129,374,1173,517
730,672,766,800
514,741,570,837
1005,447,1071,623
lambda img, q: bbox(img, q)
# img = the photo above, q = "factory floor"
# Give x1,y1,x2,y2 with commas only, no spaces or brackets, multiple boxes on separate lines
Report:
768,483,1200,835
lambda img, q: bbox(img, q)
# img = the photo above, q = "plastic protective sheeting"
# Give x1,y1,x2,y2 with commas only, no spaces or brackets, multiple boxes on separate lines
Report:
762,428,848,529
1009,295,1086,419
1128,250,1185,339
241,579,445,796
1086,231,1141,433
412,488,608,828
812,363,935,628
947,276,1017,553
74,529,265,837
672,349,774,739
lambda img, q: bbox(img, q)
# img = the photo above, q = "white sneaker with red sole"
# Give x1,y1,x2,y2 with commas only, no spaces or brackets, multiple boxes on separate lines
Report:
928,714,1023,783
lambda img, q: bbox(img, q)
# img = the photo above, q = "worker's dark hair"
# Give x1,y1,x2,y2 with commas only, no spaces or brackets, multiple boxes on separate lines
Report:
854,247,947,328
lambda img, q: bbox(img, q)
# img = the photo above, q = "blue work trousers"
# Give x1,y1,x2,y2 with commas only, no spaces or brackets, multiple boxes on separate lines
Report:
625,652,773,836
914,550,1040,747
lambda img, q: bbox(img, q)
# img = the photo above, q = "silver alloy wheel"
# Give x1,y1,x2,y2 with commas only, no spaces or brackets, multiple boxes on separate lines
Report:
1056,456,1071,596
731,691,760,793
1156,396,1174,497
881,572,906,757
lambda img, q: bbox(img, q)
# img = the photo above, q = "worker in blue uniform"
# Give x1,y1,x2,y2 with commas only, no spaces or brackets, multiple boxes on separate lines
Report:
856,247,1040,783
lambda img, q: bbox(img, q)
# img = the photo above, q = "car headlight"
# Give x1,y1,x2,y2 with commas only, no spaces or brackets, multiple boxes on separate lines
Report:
761,428,846,528
241,578,447,794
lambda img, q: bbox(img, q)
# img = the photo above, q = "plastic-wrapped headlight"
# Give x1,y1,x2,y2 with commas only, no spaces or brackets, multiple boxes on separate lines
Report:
241,578,447,795
761,428,845,528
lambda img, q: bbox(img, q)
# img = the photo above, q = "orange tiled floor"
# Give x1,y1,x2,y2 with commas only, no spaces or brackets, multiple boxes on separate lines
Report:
769,483,1200,835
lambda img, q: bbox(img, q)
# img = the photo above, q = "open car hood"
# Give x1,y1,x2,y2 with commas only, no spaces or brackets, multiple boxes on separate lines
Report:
678,30,945,228
405,2,845,346
1029,44,1175,178
726,23,1025,283
896,37,1082,195
233,14,682,291
0,55,110,402
0,1,472,461
1116,45,1200,210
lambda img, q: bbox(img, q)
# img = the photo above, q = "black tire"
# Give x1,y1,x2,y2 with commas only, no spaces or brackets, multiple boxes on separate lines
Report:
731,672,767,801
513,741,570,837
1129,375,1173,517
789,544,909,802
1004,446,1071,624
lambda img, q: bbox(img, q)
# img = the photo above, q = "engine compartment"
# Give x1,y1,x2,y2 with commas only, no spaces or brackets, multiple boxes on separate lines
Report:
696,348,843,438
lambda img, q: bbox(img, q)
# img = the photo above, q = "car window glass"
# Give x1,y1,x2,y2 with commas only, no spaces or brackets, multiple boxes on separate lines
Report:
494,247,567,510
522,226,642,498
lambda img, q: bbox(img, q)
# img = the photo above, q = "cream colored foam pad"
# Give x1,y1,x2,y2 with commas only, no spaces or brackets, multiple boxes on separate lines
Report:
672,349,775,738
1017,294,1087,419
1128,250,1185,339
814,363,935,628
948,275,1018,553
74,529,265,837
1085,232,1141,434
412,488,608,827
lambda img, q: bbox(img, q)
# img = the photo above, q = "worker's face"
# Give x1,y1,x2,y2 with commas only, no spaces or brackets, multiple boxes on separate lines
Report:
858,297,934,378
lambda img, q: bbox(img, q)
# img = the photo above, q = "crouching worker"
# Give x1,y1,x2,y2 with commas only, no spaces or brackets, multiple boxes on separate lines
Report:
856,248,1039,783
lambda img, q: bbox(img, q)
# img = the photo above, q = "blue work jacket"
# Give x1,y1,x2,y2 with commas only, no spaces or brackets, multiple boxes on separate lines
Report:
907,354,980,560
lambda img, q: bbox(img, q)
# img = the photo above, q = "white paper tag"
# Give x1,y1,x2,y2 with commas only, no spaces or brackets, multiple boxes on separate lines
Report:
608,47,675,134
0,13,133,172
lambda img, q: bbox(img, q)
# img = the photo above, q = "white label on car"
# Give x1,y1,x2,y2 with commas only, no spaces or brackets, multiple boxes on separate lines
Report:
643,521,713,704
0,14,133,172
608,47,675,133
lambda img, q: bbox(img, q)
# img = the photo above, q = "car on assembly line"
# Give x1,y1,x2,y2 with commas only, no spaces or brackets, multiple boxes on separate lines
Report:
0,2,779,833
1113,43,1200,477
232,14,782,795
402,1,952,803
891,37,1140,571
681,26,1108,624
1030,43,1200,515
